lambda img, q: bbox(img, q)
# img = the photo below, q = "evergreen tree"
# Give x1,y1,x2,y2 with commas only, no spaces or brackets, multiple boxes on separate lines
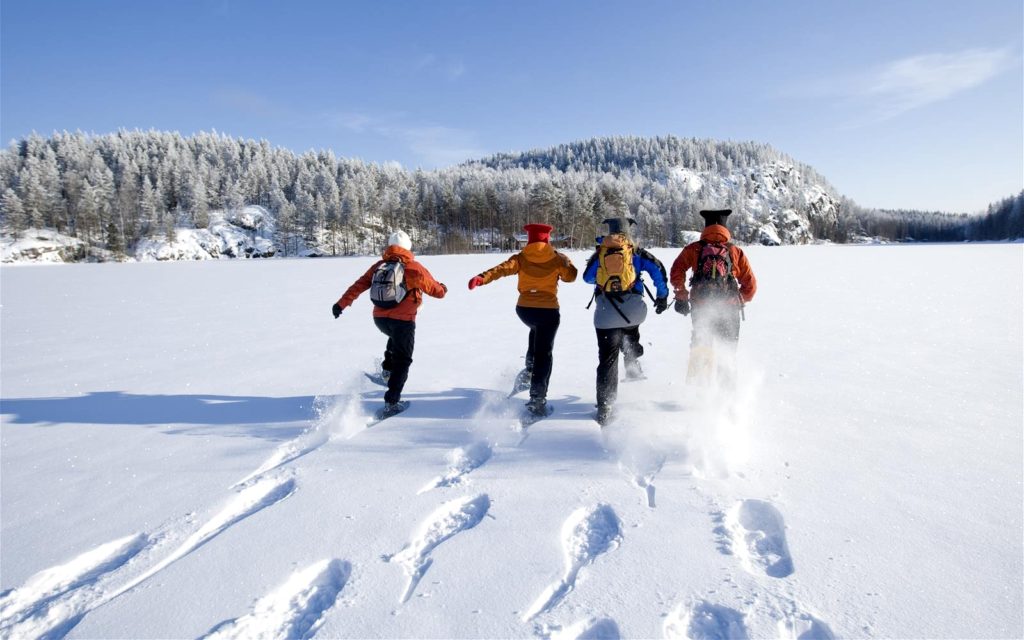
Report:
1,188,27,236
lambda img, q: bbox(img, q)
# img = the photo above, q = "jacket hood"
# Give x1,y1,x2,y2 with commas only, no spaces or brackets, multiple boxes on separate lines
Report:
522,241,556,263
382,245,414,262
700,224,731,243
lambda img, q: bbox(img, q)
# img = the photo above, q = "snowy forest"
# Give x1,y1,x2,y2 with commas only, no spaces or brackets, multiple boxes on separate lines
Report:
0,130,1020,262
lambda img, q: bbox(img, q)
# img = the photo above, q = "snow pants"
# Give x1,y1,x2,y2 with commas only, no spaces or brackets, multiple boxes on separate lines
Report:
374,317,415,404
515,306,560,401
689,301,741,388
596,326,643,407
620,325,643,368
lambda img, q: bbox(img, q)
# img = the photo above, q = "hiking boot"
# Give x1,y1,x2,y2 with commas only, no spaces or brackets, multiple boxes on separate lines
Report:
525,397,548,417
379,401,406,419
595,403,613,426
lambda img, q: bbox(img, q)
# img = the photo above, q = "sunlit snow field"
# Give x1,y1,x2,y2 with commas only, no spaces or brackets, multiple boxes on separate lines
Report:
1,244,1021,639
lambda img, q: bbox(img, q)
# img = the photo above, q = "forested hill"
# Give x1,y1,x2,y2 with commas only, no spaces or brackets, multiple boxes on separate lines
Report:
468,136,830,184
0,131,1019,263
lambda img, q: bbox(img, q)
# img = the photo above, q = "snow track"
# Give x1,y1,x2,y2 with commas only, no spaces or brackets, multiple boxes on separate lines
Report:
384,494,491,603
663,600,748,640
203,559,351,640
106,474,298,602
522,504,623,622
233,391,363,488
724,499,794,578
0,534,148,637
617,453,665,508
2,475,298,639
417,441,493,494
777,611,836,640
548,616,621,639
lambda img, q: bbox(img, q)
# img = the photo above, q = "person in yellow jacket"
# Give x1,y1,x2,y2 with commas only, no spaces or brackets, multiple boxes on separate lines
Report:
468,223,577,416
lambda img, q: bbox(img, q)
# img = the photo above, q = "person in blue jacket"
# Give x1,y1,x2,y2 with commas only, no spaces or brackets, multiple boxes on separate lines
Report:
583,217,670,424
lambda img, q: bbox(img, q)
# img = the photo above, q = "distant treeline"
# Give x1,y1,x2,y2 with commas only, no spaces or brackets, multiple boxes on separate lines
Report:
0,130,1018,259
841,193,1023,242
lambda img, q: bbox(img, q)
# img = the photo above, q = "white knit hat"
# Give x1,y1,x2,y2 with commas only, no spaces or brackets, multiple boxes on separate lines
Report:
388,230,412,250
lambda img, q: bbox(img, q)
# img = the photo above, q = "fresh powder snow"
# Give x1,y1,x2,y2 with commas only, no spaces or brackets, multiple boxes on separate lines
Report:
1,244,1021,639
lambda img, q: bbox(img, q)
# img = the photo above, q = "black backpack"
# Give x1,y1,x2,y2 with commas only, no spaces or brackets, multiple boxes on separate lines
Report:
369,260,408,309
689,241,738,301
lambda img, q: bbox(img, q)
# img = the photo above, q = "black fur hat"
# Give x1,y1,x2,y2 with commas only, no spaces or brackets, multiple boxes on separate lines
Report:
699,209,732,227
602,217,637,236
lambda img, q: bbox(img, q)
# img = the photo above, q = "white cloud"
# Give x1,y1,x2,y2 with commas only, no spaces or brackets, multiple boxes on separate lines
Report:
411,53,466,81
414,54,438,70
850,47,1017,121
446,61,466,81
324,111,486,168
401,124,485,167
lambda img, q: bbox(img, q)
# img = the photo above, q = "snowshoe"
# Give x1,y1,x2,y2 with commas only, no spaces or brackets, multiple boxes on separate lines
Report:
520,399,553,427
364,370,391,387
508,367,532,397
368,400,409,426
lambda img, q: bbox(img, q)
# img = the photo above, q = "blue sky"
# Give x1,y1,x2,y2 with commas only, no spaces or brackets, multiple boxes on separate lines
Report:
2,0,1020,212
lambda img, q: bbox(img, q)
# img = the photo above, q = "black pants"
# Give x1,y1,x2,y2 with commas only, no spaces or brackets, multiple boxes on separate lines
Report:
596,326,642,407
620,325,643,368
373,317,415,404
516,306,560,401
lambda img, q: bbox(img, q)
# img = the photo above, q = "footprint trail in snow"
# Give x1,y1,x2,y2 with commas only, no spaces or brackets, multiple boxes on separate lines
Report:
617,451,666,508
417,441,493,494
0,533,148,638
724,499,794,578
663,600,748,640
233,392,363,489
547,616,621,640
777,611,836,640
203,559,351,640
522,504,622,622
384,494,491,603
106,474,298,601
0,474,296,638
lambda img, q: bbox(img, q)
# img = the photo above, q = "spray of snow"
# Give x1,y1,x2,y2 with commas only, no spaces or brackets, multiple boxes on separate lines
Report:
232,372,369,489
602,362,761,483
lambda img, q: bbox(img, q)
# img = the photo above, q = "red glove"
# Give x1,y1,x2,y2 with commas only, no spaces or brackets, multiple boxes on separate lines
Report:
468,275,484,290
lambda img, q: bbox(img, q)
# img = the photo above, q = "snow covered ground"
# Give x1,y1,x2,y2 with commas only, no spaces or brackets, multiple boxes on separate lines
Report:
1,244,1021,639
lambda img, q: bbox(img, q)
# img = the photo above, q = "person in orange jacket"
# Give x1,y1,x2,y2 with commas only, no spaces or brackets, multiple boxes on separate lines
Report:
333,230,447,416
669,210,757,386
468,223,577,417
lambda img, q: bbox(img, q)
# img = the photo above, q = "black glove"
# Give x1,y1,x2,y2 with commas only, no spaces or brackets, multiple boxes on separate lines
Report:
331,303,343,319
654,296,668,314
674,299,690,316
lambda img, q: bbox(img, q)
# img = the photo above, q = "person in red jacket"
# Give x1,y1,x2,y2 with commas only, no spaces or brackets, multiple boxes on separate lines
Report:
670,210,757,386
332,230,447,415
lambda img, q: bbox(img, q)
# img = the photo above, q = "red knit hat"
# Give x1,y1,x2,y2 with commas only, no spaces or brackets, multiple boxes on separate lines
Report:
524,223,553,244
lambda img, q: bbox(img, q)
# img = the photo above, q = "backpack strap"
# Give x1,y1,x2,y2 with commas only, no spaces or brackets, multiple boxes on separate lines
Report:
642,281,656,302
604,292,631,324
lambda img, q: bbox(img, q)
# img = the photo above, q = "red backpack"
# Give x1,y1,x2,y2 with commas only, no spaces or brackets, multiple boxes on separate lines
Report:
689,241,738,301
